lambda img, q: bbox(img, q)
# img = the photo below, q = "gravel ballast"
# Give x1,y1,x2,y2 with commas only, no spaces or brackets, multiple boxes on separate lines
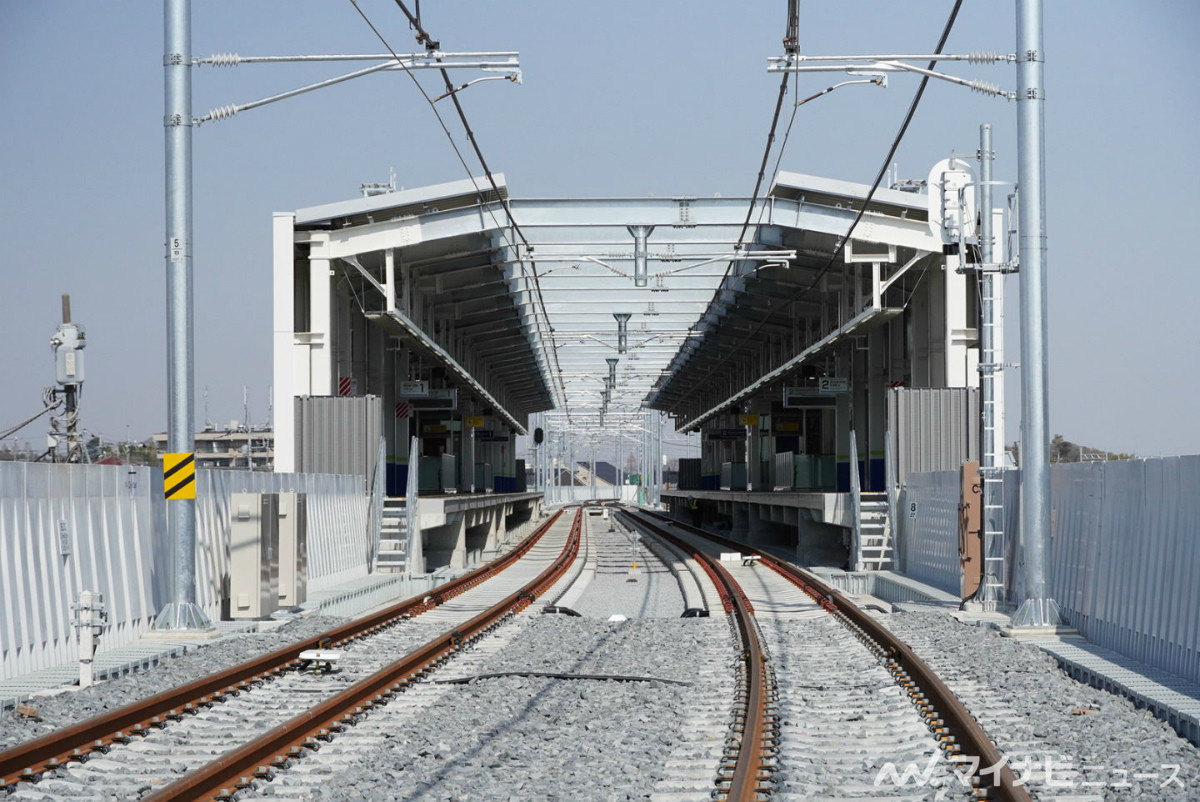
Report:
247,615,733,801
0,615,346,752
879,610,1200,799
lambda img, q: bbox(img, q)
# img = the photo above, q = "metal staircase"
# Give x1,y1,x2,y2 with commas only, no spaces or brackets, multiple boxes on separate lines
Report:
857,491,894,570
375,498,408,574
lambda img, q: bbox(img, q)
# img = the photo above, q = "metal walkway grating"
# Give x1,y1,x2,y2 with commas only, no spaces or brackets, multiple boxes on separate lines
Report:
1027,636,1200,747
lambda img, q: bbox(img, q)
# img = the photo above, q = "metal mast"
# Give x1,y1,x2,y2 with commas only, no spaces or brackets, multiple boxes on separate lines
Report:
1012,0,1060,628
156,0,210,632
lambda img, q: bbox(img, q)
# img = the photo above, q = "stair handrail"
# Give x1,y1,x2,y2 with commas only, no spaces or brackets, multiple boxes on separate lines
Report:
882,431,898,564
368,435,387,569
404,436,423,575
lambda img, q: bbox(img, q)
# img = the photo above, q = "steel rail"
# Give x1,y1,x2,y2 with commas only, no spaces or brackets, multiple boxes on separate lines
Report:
643,510,1031,802
0,510,566,790
618,511,773,801
146,510,582,801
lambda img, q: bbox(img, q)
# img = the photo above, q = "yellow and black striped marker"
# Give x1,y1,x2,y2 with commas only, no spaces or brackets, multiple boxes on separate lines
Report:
163,453,196,500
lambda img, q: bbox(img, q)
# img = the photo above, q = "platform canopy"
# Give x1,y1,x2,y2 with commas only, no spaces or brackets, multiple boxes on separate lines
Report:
289,170,943,436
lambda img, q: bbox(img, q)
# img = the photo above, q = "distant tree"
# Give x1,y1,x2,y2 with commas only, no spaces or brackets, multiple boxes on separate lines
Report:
1050,434,1080,463
1006,437,1135,467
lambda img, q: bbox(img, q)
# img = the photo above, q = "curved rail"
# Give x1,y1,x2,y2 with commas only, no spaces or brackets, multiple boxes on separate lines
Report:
617,511,773,802
641,509,1031,802
146,510,582,801
0,510,567,790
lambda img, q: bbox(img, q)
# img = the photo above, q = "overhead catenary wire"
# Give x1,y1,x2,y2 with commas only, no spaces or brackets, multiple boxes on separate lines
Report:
345,0,569,412
726,0,803,268
0,396,62,442
672,0,964,401
800,0,964,294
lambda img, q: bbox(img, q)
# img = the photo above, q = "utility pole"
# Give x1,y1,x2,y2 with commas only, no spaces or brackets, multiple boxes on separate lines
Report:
48,294,87,463
153,1,520,630
1012,0,1060,628
156,0,210,632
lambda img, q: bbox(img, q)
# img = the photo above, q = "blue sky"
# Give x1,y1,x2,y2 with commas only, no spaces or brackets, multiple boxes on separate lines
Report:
2,1,1198,457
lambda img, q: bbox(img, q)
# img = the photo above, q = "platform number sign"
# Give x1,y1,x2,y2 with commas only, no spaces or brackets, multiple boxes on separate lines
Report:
907,501,919,519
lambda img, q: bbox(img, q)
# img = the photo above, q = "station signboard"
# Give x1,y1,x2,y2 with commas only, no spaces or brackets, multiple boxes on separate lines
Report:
818,377,849,393
706,428,747,441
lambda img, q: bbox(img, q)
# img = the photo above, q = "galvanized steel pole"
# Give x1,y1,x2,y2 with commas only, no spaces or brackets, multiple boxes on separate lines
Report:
157,0,210,631
1012,0,1060,628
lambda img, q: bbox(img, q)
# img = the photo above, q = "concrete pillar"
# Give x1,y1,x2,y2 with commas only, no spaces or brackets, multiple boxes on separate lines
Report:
308,245,333,396
448,515,469,569
272,212,297,473
731,502,749,543
484,507,502,552
748,504,766,547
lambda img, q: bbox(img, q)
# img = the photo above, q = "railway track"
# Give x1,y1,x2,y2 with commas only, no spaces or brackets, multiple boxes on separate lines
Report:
2,503,1037,800
625,509,1031,802
0,510,581,801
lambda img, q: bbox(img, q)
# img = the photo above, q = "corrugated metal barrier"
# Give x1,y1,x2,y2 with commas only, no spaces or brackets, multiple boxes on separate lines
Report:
1,462,368,680
295,394,381,488
896,470,961,595
1048,457,1200,686
896,456,1200,686
888,387,978,487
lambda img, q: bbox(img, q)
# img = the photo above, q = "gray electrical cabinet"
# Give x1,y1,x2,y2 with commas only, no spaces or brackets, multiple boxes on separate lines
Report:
229,493,280,619
277,492,307,609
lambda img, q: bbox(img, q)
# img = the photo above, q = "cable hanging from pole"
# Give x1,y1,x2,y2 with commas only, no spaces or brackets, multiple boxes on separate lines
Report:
670,0,964,403
346,0,568,411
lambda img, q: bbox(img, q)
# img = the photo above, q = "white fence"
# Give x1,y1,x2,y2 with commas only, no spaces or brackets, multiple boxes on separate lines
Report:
0,462,368,680
897,456,1200,685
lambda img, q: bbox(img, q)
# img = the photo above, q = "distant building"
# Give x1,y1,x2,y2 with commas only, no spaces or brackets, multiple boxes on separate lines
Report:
152,424,274,470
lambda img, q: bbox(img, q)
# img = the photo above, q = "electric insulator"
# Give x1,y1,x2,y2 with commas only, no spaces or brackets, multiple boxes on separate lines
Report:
969,81,1003,97
207,104,240,122
967,50,1002,64
209,53,241,67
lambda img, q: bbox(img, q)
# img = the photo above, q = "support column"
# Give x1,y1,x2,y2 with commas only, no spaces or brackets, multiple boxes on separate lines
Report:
1012,0,1060,628
731,502,749,543
461,410,476,493
272,212,297,473
449,515,468,570
309,247,333,396
866,326,888,491
745,417,759,492
483,508,502,552
156,0,210,631
748,504,766,548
